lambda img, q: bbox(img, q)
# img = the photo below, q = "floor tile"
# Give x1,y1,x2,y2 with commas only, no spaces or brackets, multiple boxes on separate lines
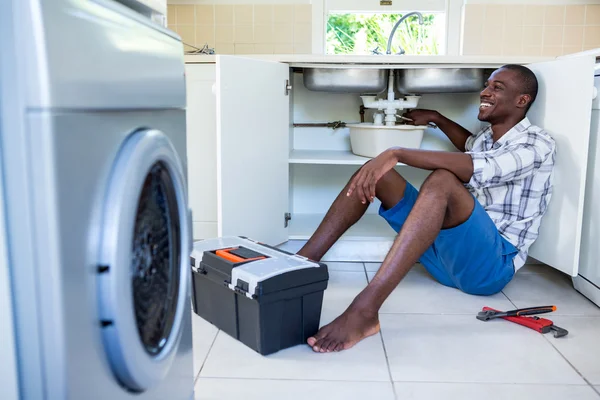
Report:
503,270,600,316
380,314,585,384
322,270,368,313
393,382,600,400
276,239,391,263
319,240,393,262
195,378,396,400
322,261,365,272
365,261,422,272
192,312,219,378
200,327,389,381
366,265,514,314
365,262,381,272
543,316,600,385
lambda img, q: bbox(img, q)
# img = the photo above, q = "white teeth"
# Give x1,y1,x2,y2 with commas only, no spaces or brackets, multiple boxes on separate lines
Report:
480,102,492,108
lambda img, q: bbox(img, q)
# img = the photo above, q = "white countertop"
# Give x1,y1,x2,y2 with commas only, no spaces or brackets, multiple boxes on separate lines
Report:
184,53,554,68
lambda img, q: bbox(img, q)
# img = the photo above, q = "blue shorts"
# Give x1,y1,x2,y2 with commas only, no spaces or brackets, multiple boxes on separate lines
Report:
379,182,518,296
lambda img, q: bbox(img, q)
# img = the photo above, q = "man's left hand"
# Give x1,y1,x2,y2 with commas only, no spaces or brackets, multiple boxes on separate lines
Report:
347,148,400,204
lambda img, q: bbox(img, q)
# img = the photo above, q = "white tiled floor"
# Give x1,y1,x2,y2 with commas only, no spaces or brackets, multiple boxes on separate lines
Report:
192,258,600,400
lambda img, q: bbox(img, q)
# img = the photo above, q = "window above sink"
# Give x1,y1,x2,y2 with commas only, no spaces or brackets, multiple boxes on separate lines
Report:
324,0,447,56
326,11,446,56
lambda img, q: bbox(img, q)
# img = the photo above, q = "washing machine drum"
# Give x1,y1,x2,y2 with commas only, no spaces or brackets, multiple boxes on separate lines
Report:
97,129,191,393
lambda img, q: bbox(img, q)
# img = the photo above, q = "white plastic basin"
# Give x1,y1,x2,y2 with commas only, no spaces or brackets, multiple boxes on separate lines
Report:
347,123,427,158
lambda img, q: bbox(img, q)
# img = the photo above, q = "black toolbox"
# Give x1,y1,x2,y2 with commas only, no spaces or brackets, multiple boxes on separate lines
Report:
190,236,329,355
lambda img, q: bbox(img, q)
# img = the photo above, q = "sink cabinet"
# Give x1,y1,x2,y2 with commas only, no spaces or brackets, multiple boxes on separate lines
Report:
185,53,598,278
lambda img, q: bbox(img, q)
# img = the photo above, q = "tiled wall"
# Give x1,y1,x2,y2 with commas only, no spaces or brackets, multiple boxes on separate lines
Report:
167,4,313,54
462,3,600,57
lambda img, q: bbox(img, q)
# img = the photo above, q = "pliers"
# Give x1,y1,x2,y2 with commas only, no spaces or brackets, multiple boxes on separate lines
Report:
477,306,569,338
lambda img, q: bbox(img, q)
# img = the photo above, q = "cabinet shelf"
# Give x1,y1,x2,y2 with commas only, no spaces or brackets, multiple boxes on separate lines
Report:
289,149,407,166
288,213,397,240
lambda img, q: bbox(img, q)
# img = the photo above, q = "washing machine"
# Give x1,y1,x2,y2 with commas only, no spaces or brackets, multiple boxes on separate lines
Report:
0,0,194,399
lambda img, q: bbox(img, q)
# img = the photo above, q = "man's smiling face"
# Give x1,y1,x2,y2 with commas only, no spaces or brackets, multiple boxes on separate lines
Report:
478,68,532,124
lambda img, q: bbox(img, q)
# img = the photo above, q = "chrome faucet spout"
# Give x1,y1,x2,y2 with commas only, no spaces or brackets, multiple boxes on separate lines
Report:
386,11,424,55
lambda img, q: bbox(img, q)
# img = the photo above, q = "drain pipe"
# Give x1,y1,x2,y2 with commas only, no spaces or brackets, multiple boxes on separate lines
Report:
385,69,396,126
387,69,395,102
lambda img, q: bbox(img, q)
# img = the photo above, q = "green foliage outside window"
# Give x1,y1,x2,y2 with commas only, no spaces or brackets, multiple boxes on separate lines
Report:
326,13,444,55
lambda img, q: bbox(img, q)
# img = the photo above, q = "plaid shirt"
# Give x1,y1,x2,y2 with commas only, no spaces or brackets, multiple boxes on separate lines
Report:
464,117,556,271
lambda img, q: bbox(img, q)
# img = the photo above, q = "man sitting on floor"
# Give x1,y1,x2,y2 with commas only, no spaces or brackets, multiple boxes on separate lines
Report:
297,64,556,353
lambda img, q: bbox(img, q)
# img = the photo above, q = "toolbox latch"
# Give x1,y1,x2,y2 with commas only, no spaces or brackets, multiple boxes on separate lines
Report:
235,279,249,293
228,280,255,299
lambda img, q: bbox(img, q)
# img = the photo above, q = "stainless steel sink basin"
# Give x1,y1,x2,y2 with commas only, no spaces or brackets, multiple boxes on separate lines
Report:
303,68,388,94
395,68,485,94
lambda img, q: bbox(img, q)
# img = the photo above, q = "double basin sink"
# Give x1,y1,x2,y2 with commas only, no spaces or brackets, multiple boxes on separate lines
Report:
303,67,487,95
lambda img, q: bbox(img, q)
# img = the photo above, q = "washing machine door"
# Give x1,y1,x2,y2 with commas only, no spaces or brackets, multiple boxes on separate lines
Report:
97,129,191,392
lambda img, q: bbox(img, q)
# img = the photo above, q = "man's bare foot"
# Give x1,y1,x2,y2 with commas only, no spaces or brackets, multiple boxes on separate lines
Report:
307,304,380,353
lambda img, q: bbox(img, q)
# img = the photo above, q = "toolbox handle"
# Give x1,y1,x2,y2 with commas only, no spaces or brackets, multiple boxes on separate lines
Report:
215,247,266,263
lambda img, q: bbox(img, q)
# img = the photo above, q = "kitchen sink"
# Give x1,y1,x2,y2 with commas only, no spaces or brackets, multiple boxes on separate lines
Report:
301,67,487,95
303,68,388,94
395,68,486,94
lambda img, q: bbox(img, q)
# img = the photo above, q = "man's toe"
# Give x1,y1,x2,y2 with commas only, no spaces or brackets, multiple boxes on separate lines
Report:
313,340,327,353
308,323,334,347
325,340,338,353
318,338,332,353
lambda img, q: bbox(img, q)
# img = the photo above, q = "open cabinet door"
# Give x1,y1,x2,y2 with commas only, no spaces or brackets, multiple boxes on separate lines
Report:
216,55,290,246
526,55,597,276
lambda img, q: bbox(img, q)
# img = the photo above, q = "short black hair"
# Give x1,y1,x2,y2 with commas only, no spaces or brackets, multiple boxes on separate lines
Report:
500,64,539,112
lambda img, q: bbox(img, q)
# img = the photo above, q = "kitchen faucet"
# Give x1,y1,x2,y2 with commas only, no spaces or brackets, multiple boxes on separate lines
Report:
386,11,424,55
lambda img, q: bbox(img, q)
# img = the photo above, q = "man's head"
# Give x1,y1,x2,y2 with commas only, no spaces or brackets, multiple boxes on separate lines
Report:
478,64,538,124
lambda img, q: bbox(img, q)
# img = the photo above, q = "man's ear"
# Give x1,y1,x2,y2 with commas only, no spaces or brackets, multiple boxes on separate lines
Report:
516,94,531,109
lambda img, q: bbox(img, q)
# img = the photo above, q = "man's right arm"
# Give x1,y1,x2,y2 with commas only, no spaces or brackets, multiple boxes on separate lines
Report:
402,109,472,152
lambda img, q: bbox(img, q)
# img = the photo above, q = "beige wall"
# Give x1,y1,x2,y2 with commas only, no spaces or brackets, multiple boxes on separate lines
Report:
167,3,313,54
167,1,600,57
462,3,600,57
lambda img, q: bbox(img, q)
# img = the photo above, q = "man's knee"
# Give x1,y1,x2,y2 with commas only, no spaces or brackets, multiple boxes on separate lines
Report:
421,169,461,195
375,169,404,191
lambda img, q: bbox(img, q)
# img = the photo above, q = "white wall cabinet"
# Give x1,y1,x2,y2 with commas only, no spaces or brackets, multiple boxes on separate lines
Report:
185,53,599,278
